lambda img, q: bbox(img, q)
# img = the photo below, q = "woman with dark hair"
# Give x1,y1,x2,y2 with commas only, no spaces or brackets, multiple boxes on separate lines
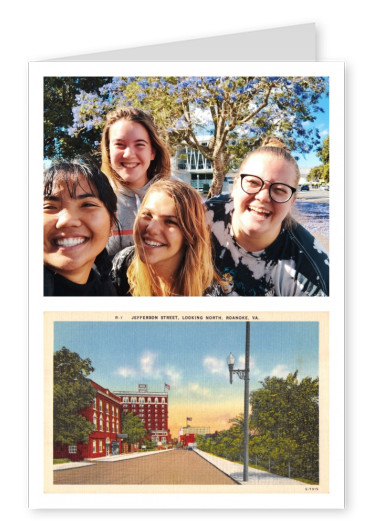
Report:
206,137,329,296
111,180,225,296
101,106,171,257
43,158,119,296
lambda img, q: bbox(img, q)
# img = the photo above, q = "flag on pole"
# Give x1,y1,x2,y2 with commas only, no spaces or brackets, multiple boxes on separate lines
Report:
164,383,170,390
186,417,192,421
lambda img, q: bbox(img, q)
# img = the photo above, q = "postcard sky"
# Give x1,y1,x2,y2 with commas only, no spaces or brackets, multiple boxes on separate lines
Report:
53,320,319,438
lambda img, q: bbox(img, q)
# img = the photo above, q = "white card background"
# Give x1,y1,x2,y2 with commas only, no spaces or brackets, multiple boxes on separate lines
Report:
4,0,371,525
29,59,344,510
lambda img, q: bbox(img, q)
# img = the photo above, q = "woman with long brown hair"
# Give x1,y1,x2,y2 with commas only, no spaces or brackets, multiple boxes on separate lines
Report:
101,106,171,257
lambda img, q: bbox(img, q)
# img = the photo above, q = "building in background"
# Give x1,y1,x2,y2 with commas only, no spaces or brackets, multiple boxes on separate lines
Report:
54,380,123,461
178,426,210,448
113,384,172,446
171,136,235,194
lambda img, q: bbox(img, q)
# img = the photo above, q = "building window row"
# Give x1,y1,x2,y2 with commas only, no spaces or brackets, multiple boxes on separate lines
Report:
92,414,119,434
93,398,120,418
122,397,166,404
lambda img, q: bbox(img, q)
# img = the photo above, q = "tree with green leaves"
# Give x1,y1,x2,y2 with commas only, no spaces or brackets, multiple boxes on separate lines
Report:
44,76,112,161
53,347,96,445
121,411,147,445
307,135,329,183
249,371,319,482
196,415,245,462
198,371,319,482
46,75,328,197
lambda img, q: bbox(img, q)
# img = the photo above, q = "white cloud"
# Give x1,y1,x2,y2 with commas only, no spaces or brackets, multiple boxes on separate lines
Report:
188,382,210,396
140,350,159,376
116,367,136,378
270,364,289,378
203,356,227,374
163,366,181,386
238,355,256,371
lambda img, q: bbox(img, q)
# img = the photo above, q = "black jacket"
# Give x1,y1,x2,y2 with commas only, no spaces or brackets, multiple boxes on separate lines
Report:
44,266,117,296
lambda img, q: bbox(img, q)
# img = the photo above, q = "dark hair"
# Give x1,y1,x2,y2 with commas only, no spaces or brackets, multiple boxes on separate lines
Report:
43,157,119,278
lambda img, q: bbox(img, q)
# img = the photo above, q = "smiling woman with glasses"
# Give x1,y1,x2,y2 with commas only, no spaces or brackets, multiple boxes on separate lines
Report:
206,137,329,296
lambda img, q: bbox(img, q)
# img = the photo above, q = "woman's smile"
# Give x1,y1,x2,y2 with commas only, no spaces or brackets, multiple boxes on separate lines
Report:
135,191,184,277
43,175,112,284
143,238,166,248
109,120,155,189
246,204,272,219
232,154,296,251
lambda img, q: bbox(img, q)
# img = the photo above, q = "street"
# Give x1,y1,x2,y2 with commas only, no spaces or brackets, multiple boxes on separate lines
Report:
53,449,237,485
296,189,329,203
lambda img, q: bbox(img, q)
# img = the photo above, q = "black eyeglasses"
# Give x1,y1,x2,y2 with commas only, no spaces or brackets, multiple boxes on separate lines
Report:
240,174,296,203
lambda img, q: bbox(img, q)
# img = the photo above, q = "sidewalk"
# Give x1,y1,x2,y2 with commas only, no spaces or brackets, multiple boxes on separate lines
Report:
53,448,174,470
194,449,306,485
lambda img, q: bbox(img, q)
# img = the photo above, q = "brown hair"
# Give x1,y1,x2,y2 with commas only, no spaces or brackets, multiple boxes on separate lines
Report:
127,180,220,296
100,107,171,191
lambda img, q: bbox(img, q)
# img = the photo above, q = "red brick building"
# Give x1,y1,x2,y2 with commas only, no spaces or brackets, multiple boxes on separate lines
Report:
178,426,210,447
54,380,124,461
114,384,172,446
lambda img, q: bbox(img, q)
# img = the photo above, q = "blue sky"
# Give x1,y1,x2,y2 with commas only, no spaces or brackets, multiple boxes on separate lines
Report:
53,320,319,436
295,92,329,169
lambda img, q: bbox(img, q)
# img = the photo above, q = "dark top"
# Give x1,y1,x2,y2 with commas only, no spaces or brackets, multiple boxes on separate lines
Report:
111,246,224,296
205,194,329,297
44,266,117,296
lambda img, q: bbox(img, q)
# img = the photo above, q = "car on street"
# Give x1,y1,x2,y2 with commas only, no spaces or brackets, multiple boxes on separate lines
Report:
300,184,309,191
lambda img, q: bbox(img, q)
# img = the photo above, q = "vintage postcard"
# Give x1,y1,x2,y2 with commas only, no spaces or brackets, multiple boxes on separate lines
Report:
42,311,329,508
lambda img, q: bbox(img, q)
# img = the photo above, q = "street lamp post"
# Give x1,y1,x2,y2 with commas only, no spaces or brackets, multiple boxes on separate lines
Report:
227,321,250,482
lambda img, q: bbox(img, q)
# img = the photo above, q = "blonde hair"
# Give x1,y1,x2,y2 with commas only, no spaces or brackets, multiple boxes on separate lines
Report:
100,107,171,192
239,136,300,189
127,180,219,296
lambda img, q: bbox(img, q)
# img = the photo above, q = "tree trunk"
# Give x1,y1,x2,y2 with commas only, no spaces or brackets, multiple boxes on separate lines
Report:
207,151,229,198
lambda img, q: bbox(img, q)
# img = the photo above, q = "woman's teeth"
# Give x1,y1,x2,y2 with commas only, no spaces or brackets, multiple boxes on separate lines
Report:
249,206,271,217
144,239,164,247
56,237,86,247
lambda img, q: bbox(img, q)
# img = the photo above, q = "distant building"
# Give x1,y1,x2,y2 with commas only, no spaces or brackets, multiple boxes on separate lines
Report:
171,137,235,194
178,426,210,447
54,380,123,461
113,384,172,446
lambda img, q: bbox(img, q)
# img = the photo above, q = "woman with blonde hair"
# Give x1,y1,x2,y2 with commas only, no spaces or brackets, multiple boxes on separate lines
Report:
111,180,224,296
206,137,329,296
101,106,171,257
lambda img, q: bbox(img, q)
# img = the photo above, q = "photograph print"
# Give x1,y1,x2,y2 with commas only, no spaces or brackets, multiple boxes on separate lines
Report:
43,74,330,297
45,311,329,495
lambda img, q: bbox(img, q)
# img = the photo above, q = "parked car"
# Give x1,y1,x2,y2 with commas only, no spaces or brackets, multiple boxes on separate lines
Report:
300,184,309,191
